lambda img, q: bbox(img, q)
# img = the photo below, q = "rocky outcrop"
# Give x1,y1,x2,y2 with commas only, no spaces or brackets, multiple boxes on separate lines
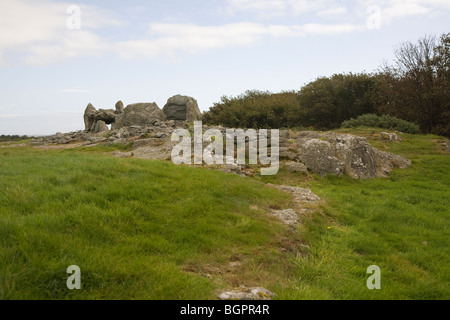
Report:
84,96,201,133
83,103,96,131
289,131,411,179
36,102,414,181
115,100,124,113
163,95,202,121
94,120,108,133
83,102,123,132
114,103,166,128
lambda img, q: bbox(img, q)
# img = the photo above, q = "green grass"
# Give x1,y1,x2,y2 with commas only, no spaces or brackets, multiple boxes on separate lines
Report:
260,128,450,299
0,147,297,299
0,129,449,300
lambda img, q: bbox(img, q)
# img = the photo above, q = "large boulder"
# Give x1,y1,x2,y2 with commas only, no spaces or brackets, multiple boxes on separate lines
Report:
334,134,378,179
114,103,166,128
95,109,117,124
84,103,119,131
162,95,202,121
115,101,124,113
83,103,96,131
94,120,109,133
295,132,411,179
297,138,345,177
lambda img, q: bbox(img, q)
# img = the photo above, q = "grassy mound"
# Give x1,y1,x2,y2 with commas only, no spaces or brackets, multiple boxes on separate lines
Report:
0,128,449,299
0,148,297,299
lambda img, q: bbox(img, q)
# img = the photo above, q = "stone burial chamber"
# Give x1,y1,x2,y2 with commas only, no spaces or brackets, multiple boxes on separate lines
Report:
83,95,202,133
162,95,202,121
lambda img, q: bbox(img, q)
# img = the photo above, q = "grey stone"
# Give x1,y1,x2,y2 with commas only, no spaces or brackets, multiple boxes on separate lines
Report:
285,162,308,173
114,103,166,127
95,109,117,124
163,95,202,121
379,132,401,142
297,138,344,177
115,100,124,113
112,150,133,158
83,103,96,131
374,149,412,177
271,209,300,226
218,287,276,300
94,120,109,133
294,132,411,179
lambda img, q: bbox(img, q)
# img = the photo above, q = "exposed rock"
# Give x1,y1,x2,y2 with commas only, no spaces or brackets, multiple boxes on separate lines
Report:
218,164,242,175
84,103,120,132
268,184,321,204
115,100,124,113
271,209,300,226
379,132,401,142
437,140,450,152
297,138,344,177
284,162,308,173
95,109,117,124
132,145,174,161
114,103,166,128
334,134,378,180
163,95,202,121
94,120,109,133
112,150,133,158
374,149,412,177
218,287,276,300
294,131,411,179
83,103,96,131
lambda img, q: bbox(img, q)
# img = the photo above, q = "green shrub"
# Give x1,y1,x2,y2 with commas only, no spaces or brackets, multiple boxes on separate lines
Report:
341,114,421,134
203,90,300,129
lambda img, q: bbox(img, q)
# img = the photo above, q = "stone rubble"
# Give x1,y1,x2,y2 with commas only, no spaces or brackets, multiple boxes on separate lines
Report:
30,95,412,180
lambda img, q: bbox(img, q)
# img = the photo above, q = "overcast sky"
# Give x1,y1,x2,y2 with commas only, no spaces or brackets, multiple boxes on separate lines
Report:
0,0,449,135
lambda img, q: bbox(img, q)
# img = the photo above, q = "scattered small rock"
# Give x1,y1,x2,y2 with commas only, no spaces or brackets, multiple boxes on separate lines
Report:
379,132,401,142
218,287,276,300
271,209,300,226
112,151,133,158
284,161,308,173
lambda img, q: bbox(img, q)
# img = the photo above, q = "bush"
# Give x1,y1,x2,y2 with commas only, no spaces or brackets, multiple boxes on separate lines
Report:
203,90,300,129
297,73,381,130
341,114,421,134
0,135,32,142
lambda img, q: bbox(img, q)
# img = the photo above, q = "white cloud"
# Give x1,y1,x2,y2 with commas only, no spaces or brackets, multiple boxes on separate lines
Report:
317,7,349,17
0,0,122,66
58,87,92,93
117,21,362,60
227,0,344,16
227,0,450,21
25,30,110,66
1,0,448,66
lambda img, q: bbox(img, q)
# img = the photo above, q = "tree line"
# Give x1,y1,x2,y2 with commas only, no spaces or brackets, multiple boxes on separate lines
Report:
203,33,450,138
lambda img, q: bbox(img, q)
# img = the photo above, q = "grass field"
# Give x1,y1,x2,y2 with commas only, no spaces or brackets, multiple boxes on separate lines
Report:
0,128,449,299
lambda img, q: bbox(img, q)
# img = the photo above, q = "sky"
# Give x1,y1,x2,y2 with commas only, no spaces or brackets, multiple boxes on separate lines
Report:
0,0,449,136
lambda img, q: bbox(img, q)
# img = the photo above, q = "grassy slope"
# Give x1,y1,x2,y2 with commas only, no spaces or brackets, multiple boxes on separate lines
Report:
0,128,449,299
0,148,296,299
260,128,450,299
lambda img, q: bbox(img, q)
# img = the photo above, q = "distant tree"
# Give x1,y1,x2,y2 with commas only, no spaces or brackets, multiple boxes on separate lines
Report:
203,90,299,129
0,135,31,142
378,33,450,137
297,73,380,130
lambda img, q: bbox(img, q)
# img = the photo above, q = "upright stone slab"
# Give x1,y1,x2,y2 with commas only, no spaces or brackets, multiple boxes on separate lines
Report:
163,95,202,121
84,103,96,131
